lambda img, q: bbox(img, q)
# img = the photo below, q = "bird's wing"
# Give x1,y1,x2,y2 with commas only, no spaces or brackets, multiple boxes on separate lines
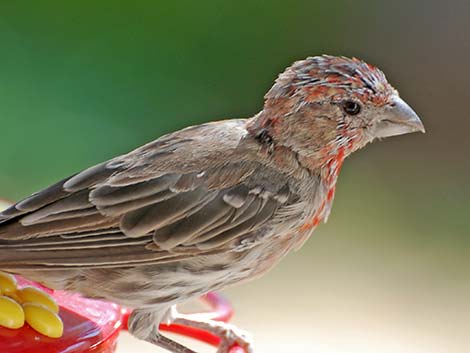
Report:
0,120,300,269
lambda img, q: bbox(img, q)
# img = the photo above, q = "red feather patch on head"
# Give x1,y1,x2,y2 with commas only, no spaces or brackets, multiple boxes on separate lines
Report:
266,55,396,106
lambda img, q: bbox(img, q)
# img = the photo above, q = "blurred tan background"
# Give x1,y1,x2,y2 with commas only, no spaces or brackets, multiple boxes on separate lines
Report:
0,1,468,352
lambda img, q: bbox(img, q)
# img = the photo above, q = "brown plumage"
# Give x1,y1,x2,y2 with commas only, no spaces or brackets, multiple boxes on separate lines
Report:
0,55,424,353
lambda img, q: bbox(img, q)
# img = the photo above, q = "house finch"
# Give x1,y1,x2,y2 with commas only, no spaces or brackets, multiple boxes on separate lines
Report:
0,56,424,353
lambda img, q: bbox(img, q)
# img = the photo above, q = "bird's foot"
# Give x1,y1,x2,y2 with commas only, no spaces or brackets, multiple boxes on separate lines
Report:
168,306,254,353
213,322,254,353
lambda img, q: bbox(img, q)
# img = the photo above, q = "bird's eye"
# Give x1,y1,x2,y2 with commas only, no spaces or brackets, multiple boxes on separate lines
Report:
342,101,361,115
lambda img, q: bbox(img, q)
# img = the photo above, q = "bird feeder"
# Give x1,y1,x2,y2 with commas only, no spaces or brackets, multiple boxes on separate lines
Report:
0,275,244,353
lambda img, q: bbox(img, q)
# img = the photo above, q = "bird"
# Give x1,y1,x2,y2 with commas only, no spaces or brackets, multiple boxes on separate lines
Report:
0,55,424,353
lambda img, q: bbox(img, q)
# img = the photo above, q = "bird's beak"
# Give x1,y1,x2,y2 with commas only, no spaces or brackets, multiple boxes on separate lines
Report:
370,97,425,139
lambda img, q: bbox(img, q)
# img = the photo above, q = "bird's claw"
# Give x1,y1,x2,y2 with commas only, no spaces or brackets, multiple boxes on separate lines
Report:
215,324,254,353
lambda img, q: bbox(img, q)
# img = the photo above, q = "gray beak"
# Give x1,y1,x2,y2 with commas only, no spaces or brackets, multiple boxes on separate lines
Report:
370,97,425,139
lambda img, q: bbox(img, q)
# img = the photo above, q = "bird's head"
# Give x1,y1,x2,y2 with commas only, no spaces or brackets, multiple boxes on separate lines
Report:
248,55,424,170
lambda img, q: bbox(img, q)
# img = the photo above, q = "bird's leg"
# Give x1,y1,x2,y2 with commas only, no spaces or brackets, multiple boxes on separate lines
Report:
128,308,198,353
147,331,198,353
168,306,254,353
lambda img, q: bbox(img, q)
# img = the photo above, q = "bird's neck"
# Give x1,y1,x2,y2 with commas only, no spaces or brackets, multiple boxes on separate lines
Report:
297,148,346,232
247,112,362,233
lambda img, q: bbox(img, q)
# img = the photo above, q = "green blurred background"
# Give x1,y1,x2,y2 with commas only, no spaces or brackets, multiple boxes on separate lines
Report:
0,1,468,352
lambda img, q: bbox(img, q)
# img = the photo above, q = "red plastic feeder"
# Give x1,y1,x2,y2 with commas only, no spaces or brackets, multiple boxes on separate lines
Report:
0,277,245,353
0,277,125,353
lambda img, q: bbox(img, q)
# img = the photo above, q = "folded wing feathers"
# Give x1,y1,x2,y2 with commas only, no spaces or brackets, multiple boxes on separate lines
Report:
152,192,234,250
20,190,92,225
95,189,176,217
196,199,279,250
63,162,116,192
89,174,180,206
120,187,218,237
0,154,294,268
